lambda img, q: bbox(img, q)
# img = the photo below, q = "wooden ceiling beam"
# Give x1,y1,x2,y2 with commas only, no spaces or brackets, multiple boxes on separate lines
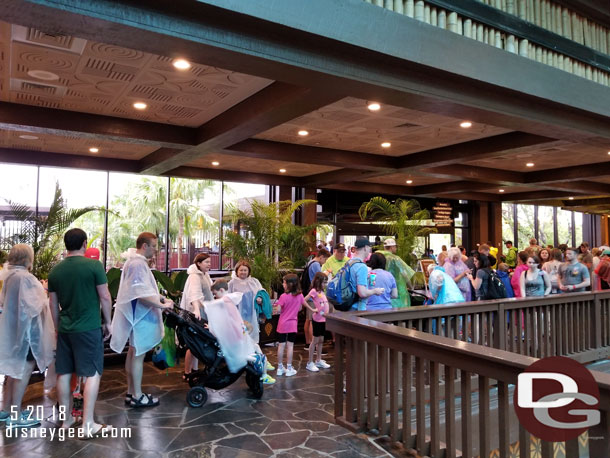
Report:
525,161,610,183
0,102,197,149
166,166,301,187
422,164,526,185
501,190,584,202
561,197,610,207
139,82,342,175
223,139,396,171
411,181,497,196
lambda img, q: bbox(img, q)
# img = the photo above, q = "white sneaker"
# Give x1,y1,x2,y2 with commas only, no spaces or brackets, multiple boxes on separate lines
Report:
276,365,285,376
306,362,319,372
315,360,331,369
285,366,297,377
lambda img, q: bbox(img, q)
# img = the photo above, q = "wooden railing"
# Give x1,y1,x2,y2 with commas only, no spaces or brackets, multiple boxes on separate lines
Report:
365,0,610,86
353,291,610,363
327,293,610,457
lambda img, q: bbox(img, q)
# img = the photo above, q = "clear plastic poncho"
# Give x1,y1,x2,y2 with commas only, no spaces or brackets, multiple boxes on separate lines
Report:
179,264,213,313
110,253,163,357
228,276,264,343
0,265,55,379
378,250,416,308
429,267,465,305
204,292,256,373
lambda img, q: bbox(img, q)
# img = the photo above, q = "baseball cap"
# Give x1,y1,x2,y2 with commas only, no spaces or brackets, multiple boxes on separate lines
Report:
85,247,100,260
354,237,372,249
335,243,346,251
602,249,610,257
384,238,397,247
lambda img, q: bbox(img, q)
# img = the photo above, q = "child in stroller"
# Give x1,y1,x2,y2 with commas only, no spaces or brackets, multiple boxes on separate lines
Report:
163,288,266,408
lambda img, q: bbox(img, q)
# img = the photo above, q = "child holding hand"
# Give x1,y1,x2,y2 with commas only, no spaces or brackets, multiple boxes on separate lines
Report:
304,272,331,372
275,274,308,377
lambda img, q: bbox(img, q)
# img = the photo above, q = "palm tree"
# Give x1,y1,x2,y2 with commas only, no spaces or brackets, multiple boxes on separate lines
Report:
3,183,100,278
359,197,436,267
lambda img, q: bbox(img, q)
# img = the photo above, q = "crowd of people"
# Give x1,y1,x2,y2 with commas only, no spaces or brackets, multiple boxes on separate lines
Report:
1,227,608,435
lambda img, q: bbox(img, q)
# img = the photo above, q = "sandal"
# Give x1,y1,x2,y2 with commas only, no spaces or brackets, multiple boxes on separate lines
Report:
124,394,133,405
130,393,159,408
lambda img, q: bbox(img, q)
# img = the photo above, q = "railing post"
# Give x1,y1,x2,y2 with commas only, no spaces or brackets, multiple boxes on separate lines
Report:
495,301,506,350
593,293,602,349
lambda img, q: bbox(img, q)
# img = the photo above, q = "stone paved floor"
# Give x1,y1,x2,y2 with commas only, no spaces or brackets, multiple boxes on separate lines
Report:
0,344,393,457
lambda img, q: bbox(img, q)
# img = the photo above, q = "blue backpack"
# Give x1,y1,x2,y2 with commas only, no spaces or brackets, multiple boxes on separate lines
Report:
326,259,363,311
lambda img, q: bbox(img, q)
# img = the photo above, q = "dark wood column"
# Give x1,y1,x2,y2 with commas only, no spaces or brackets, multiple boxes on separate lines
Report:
303,188,317,227
279,186,293,203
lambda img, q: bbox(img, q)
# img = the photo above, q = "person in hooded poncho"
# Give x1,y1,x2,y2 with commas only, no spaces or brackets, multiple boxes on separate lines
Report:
228,260,265,343
179,253,213,378
429,266,466,305
0,245,55,428
110,232,173,408
377,250,415,308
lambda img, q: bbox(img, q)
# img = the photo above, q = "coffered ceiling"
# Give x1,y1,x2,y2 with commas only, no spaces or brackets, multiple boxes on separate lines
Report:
0,0,609,215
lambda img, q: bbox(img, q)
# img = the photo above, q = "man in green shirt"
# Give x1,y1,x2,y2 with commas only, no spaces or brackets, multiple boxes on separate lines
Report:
321,243,348,276
48,228,112,437
504,241,518,268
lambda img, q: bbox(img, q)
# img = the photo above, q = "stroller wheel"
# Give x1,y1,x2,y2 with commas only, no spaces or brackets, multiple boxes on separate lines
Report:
186,386,208,408
246,372,264,399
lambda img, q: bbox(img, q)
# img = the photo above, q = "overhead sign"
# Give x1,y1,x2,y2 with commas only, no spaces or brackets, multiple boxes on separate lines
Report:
433,202,453,227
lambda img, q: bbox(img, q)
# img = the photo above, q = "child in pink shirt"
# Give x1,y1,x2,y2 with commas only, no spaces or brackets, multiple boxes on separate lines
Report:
275,274,308,377
304,272,331,372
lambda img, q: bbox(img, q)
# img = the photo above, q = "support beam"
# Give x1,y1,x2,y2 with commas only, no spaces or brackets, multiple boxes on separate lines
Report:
526,162,610,183
502,190,583,202
411,181,497,196
0,102,196,149
139,82,341,175
422,164,526,185
301,169,387,187
224,139,396,171
167,166,301,187
562,197,610,207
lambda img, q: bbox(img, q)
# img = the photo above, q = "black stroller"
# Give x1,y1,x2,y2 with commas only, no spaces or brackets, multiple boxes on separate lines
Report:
163,308,264,408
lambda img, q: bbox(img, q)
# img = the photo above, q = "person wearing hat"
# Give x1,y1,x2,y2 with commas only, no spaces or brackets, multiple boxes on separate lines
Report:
351,238,384,311
321,243,348,276
383,238,397,254
594,249,610,290
85,247,101,261
378,237,415,308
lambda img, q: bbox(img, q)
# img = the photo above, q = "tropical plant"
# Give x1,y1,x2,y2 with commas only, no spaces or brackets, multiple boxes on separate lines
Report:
359,197,436,267
222,199,316,292
3,183,101,279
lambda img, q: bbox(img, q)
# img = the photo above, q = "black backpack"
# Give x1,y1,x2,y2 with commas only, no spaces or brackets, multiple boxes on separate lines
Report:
301,260,316,293
484,268,507,300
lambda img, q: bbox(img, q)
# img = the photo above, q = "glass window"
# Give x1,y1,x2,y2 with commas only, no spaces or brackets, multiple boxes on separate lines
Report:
454,228,463,247
557,208,573,246
168,178,221,270
502,203,515,244
517,204,535,250
537,206,555,247
222,182,269,269
0,164,38,250
107,173,167,270
574,212,583,245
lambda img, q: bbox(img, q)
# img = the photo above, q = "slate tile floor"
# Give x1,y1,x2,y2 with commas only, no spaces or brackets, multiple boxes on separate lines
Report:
0,344,392,457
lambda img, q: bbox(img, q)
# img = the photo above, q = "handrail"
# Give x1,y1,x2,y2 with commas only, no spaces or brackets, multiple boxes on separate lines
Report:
366,0,610,87
327,305,610,457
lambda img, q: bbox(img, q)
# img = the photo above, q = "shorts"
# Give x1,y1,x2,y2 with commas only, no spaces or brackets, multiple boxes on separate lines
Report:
26,348,35,362
312,321,326,337
56,328,104,377
277,332,297,343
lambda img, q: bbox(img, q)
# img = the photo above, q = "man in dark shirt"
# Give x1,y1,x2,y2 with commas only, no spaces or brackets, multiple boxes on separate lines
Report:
48,228,112,436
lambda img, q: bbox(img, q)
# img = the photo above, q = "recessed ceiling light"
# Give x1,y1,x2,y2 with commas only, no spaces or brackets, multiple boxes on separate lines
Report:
460,121,472,128
298,130,309,136
89,147,99,153
367,102,381,111
499,189,505,193
607,151,610,155
211,161,220,166
27,69,59,81
526,162,535,167
569,197,574,200
381,142,391,148
18,134,38,140
406,180,413,184
133,102,147,110
279,168,287,173
172,59,191,70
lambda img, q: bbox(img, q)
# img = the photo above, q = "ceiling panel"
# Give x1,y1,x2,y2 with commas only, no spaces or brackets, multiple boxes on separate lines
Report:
254,97,509,156
0,22,272,127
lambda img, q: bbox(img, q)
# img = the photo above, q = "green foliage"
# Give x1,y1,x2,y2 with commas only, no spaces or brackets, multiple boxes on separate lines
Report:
3,183,101,279
222,199,316,292
106,267,122,301
359,197,436,267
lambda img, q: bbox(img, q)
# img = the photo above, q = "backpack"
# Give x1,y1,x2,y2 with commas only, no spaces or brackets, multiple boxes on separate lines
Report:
300,260,316,294
326,259,363,311
484,268,507,300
